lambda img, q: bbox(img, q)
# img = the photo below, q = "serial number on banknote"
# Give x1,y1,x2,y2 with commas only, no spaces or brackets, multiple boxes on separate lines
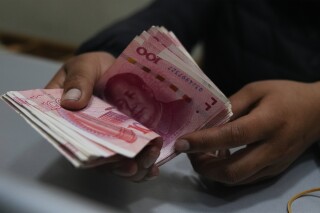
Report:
167,66,204,92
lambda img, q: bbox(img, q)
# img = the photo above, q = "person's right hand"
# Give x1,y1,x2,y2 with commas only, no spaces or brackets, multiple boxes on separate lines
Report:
46,51,162,182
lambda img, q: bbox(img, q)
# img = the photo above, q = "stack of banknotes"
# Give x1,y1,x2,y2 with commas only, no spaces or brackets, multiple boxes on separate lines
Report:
1,26,232,168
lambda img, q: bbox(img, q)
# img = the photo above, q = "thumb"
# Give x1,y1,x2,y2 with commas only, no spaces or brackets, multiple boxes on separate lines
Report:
60,52,115,110
60,65,95,110
229,83,265,120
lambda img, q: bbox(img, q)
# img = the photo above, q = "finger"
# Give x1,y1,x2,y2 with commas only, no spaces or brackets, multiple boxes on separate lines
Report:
45,68,66,89
144,165,160,181
128,138,162,182
226,162,289,186
96,154,127,168
175,83,268,153
188,149,230,163
94,155,129,174
190,142,273,185
175,106,279,153
136,138,163,169
111,159,138,177
60,52,115,110
95,140,161,180
229,83,265,120
60,62,98,110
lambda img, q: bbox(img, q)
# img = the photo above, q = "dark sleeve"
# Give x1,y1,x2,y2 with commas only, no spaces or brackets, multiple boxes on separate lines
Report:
76,0,213,56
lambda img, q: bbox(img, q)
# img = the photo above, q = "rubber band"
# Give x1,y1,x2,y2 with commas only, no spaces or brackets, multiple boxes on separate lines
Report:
287,187,320,213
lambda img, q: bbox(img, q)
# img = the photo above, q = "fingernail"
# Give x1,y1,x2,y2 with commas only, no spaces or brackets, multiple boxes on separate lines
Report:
175,139,190,152
63,88,81,101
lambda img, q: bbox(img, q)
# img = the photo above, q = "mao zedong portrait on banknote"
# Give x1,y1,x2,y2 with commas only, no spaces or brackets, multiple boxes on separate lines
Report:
104,72,192,141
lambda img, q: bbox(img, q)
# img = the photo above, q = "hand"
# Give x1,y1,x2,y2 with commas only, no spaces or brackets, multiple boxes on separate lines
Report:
46,52,115,110
175,80,320,185
46,52,162,181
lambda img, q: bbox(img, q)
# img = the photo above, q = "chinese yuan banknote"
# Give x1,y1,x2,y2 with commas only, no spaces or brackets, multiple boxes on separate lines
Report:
2,26,232,168
2,89,160,167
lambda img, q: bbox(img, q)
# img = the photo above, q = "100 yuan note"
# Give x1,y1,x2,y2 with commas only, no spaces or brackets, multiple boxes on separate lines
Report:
4,89,160,158
95,34,231,165
144,27,230,105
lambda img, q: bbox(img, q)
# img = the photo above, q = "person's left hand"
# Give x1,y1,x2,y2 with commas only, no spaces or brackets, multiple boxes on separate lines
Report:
175,80,320,185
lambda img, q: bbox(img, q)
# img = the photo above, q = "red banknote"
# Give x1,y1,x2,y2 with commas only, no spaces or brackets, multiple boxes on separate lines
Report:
2,26,232,168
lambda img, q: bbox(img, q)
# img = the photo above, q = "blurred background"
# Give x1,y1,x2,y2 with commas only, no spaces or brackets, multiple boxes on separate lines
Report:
0,0,152,61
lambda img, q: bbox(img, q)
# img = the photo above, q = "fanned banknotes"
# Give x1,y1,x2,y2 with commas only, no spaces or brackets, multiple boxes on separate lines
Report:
2,26,232,168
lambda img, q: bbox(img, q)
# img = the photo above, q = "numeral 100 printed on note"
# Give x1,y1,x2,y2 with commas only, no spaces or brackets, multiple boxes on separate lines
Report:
2,26,232,168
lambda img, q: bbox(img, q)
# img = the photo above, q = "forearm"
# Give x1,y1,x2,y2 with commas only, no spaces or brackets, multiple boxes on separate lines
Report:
77,0,213,56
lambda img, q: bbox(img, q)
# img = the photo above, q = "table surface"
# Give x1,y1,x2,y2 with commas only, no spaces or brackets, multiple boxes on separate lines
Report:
0,50,319,213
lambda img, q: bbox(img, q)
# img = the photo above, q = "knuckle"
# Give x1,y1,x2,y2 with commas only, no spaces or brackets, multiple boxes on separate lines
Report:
68,72,86,82
197,129,215,150
225,124,248,147
64,57,81,70
65,72,94,88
